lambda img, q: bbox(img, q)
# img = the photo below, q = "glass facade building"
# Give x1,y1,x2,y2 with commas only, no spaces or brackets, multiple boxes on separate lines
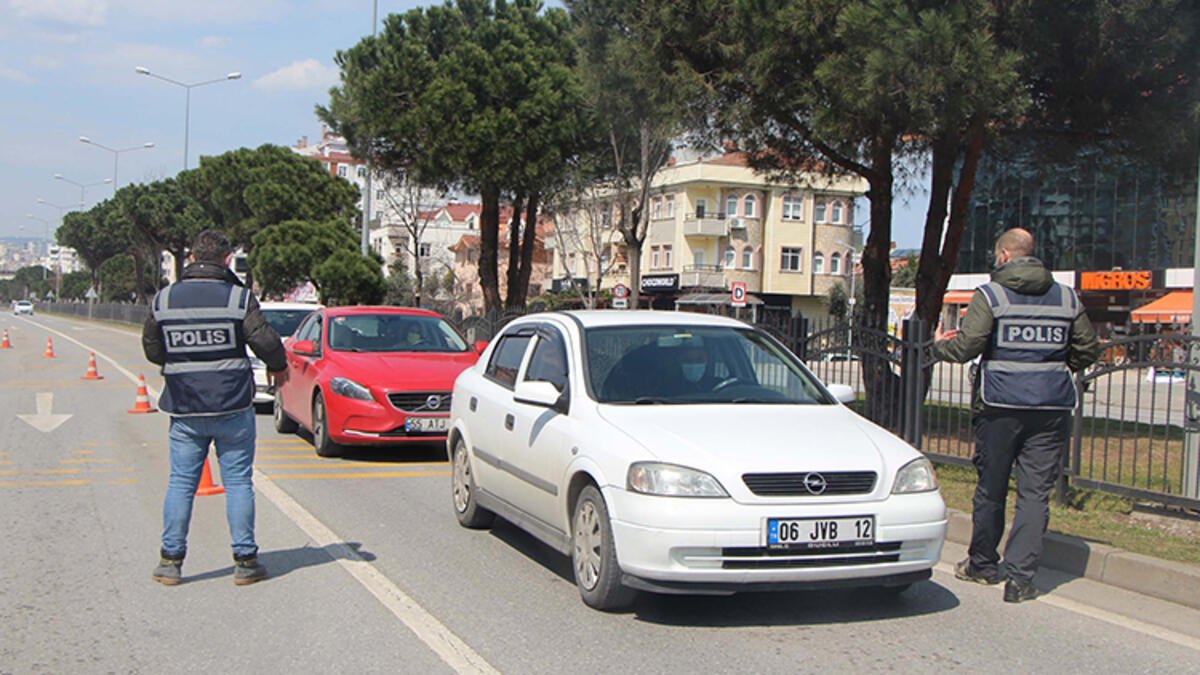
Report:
961,145,1196,274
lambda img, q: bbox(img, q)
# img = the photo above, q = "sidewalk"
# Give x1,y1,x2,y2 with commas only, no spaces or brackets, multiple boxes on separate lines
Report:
944,508,1200,610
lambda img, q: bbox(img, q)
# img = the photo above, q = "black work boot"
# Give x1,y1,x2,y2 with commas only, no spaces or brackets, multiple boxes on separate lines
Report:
152,552,184,586
1004,578,1039,603
954,558,1005,585
233,553,268,586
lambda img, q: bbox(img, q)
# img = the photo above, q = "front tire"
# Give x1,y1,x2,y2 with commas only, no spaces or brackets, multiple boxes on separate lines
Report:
451,438,493,528
311,391,342,458
572,485,635,611
274,389,298,433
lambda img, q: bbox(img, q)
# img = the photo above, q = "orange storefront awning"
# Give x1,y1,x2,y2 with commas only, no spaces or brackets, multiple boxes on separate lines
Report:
943,290,975,305
1130,290,1193,324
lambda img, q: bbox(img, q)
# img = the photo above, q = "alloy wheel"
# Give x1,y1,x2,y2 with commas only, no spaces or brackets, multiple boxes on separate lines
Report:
573,501,602,591
452,443,471,513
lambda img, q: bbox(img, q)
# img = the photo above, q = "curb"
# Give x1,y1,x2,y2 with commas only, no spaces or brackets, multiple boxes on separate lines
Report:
945,509,1200,610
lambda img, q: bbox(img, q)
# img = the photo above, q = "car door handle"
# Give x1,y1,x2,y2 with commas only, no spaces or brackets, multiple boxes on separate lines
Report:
469,396,477,412
504,414,514,430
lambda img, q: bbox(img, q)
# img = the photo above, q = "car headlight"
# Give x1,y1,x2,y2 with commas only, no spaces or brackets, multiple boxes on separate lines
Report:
330,377,373,401
627,462,728,498
892,457,938,494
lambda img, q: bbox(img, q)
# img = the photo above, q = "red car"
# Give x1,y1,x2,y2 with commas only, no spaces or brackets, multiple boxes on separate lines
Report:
273,306,483,457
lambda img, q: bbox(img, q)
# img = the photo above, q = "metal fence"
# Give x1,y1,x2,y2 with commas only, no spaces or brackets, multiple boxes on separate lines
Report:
42,301,150,325
39,301,1200,507
787,316,1200,509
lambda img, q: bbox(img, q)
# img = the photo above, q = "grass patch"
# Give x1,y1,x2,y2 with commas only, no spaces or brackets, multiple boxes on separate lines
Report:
934,462,1200,566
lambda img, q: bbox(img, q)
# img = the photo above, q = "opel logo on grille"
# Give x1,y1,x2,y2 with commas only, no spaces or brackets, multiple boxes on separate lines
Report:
803,472,828,495
425,395,443,410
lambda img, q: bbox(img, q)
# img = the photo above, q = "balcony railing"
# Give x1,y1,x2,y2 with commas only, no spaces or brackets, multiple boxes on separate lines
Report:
682,213,730,237
680,264,726,289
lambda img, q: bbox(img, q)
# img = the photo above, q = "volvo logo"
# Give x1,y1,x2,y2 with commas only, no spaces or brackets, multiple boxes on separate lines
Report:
803,472,828,495
425,395,443,410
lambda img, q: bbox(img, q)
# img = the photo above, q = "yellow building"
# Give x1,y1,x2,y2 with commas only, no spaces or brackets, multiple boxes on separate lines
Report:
550,150,867,318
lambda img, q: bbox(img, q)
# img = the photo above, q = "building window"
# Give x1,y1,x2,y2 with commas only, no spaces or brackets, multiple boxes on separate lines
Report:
814,199,827,223
566,252,576,273
781,247,803,272
743,194,756,218
419,243,432,258
782,195,803,221
357,166,366,177
663,244,673,268
724,245,736,268
650,245,661,269
337,165,347,177
652,197,662,220
725,196,738,219
374,190,383,200
694,198,707,219
831,200,844,224
665,195,676,218
741,246,753,269
830,252,841,275
813,253,825,274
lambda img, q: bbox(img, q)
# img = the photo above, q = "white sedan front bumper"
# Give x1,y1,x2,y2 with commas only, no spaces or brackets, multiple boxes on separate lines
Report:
606,487,946,591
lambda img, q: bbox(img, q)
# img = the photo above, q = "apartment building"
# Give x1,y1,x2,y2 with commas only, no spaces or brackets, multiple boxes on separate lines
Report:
551,150,867,318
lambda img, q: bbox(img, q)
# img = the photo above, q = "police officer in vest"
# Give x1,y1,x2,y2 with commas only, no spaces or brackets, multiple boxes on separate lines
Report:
933,228,1100,602
141,230,288,586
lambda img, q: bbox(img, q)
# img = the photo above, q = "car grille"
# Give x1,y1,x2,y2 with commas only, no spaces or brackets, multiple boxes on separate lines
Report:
387,391,453,413
719,542,902,569
742,471,877,496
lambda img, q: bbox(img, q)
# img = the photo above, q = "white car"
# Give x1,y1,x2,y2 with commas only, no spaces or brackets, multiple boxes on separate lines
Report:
448,310,946,610
250,301,320,404
13,301,34,315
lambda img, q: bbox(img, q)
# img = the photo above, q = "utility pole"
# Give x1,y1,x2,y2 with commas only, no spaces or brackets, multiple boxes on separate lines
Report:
1185,144,1200,499
361,0,378,258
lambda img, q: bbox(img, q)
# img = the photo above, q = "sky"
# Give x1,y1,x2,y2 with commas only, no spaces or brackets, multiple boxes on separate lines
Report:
0,0,929,246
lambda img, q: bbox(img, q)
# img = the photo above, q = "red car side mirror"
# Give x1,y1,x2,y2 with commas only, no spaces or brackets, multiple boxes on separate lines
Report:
475,340,488,354
292,339,316,357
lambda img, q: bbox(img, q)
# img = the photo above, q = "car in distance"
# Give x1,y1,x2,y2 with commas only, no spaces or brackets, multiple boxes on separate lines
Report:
448,310,946,610
13,300,34,315
274,306,484,457
250,301,320,405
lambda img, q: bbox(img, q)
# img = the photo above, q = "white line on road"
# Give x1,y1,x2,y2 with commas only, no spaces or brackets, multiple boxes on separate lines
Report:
22,315,500,674
932,563,1200,652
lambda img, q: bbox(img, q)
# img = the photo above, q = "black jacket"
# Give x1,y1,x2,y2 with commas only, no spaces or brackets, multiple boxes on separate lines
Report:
142,262,287,372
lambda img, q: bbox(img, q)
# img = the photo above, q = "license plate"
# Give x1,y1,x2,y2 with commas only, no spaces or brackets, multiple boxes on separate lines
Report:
766,516,875,548
404,416,449,434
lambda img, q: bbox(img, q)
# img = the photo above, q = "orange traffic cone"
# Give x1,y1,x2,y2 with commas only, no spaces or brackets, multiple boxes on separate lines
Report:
43,337,55,358
195,457,224,496
0,329,10,349
81,352,104,380
127,375,157,414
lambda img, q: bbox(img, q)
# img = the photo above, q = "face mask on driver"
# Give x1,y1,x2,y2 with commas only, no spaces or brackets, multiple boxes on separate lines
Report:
681,362,705,382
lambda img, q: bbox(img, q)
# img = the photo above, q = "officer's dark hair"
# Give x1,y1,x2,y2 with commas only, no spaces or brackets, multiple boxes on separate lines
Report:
191,230,232,264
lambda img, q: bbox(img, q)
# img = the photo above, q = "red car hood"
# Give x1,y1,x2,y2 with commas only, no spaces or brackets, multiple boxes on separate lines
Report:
331,351,478,392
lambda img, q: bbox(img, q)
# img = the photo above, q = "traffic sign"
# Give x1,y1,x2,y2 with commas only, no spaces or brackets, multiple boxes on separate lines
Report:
612,298,628,309
613,283,630,299
731,281,748,307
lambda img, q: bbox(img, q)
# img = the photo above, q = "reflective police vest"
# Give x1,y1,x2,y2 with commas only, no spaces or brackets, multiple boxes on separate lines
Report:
152,280,253,416
978,281,1079,410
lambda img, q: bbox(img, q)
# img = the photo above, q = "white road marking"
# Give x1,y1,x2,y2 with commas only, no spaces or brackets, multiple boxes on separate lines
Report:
933,563,1200,652
17,392,73,432
22,315,500,674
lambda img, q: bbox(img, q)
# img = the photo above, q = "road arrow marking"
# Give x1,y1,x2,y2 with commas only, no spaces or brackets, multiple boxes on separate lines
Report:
17,393,72,433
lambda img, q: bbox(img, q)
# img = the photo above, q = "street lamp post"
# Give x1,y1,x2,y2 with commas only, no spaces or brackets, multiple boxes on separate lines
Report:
78,137,156,193
134,66,241,171
54,173,111,207
835,240,859,360
361,0,380,257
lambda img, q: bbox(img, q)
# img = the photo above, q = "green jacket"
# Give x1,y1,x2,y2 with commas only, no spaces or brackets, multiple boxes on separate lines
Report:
932,257,1102,412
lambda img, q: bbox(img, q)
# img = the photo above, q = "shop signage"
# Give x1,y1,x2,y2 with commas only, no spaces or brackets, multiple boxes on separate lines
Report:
640,274,679,292
1079,270,1152,291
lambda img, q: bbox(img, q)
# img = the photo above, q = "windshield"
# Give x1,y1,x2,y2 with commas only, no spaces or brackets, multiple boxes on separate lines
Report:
261,308,313,338
328,313,469,353
585,325,833,404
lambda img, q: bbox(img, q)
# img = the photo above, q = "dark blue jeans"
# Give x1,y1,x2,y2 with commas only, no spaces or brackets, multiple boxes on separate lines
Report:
162,408,257,558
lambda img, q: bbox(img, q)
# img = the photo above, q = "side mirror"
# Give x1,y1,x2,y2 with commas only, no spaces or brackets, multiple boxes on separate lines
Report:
514,380,564,411
292,339,316,357
826,383,856,405
474,340,489,354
